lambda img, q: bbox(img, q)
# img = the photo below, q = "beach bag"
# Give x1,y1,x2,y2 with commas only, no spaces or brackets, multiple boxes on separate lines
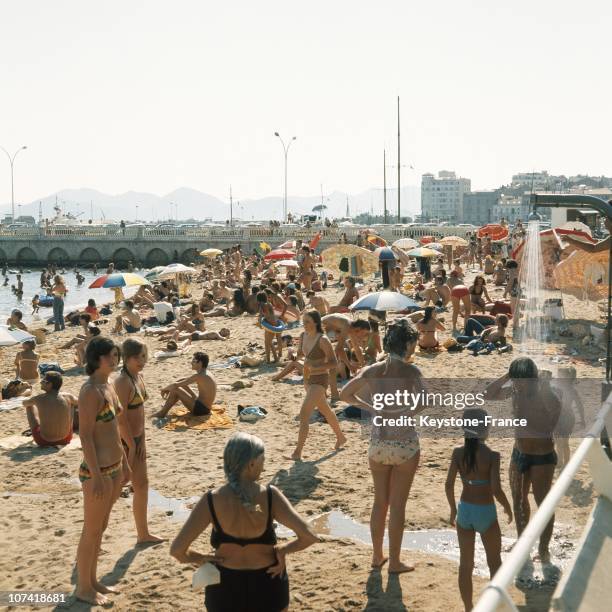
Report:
100,306,113,315
238,406,267,422
339,257,349,273
344,405,368,419
38,363,64,375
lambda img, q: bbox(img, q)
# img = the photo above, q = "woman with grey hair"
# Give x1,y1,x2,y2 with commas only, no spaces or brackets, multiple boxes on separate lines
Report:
340,318,426,573
171,432,319,611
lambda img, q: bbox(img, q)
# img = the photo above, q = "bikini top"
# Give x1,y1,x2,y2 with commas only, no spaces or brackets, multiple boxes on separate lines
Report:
127,376,148,410
207,485,277,549
303,334,325,364
96,399,116,423
461,476,490,486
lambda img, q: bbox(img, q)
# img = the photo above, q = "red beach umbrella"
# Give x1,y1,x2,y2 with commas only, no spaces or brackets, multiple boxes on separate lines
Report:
264,249,296,261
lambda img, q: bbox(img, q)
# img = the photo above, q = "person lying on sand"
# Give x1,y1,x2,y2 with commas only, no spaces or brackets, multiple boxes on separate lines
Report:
270,347,304,381
22,372,77,447
199,293,227,317
113,300,141,334
153,352,216,418
60,313,93,349
168,329,230,342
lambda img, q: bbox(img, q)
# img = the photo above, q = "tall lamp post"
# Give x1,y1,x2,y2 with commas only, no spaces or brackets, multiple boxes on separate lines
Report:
1,145,27,221
274,132,296,222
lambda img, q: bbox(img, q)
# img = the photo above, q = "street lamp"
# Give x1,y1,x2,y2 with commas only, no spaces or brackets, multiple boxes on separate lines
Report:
135,205,139,221
274,132,297,222
1,145,27,222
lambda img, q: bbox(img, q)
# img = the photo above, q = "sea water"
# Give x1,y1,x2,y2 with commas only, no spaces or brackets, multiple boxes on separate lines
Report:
0,268,144,325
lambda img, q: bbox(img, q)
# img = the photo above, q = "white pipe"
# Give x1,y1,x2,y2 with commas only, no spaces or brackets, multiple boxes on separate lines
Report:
474,396,612,612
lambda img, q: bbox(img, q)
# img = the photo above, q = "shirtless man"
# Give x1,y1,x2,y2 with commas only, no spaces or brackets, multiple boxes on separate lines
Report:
328,276,360,313
113,300,141,333
307,290,329,315
485,358,561,562
420,275,451,308
22,372,77,447
153,352,216,418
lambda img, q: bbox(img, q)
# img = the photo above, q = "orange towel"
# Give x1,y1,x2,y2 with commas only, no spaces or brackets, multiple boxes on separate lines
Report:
162,404,233,431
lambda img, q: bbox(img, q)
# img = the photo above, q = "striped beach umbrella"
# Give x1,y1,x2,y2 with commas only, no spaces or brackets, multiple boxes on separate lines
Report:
89,273,149,289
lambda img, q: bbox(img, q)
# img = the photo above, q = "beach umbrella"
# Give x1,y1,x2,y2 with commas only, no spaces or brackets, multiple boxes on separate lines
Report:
157,263,198,279
427,242,444,251
277,259,300,268
393,238,418,249
420,235,436,244
349,291,420,312
200,248,223,257
559,221,592,236
144,266,166,280
309,232,322,250
89,272,150,289
406,247,439,258
367,234,387,248
264,249,296,261
0,325,35,347
439,236,468,247
373,247,396,261
554,248,609,301
477,224,509,240
259,242,271,253
277,240,296,249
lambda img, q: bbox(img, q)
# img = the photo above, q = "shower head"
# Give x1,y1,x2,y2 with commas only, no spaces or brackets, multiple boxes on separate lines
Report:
528,209,542,222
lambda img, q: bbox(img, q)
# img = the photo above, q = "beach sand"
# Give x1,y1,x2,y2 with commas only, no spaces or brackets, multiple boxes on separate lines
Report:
0,268,605,610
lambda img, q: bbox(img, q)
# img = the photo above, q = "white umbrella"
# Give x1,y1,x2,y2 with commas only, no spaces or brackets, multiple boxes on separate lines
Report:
349,291,420,312
145,266,166,280
393,238,418,249
157,263,198,279
277,259,299,268
0,325,35,347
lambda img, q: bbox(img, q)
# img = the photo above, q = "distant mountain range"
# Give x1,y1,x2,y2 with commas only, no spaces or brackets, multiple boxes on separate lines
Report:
1,185,421,223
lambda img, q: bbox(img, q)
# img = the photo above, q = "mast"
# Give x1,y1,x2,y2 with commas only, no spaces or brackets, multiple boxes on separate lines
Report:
229,185,233,226
383,149,388,224
397,95,401,222
346,195,350,217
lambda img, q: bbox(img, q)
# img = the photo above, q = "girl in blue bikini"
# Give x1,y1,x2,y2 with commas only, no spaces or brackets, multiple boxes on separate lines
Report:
445,408,513,611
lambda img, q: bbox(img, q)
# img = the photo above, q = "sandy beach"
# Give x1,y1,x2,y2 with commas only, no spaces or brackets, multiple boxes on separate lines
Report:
0,267,605,611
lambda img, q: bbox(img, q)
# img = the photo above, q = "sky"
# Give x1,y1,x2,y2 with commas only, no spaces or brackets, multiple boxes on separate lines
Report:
1,0,611,208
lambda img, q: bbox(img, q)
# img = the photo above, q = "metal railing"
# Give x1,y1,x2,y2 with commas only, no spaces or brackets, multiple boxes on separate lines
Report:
473,392,612,612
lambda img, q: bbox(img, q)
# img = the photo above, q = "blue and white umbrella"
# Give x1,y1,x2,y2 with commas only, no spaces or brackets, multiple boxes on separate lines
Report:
0,325,35,347
349,291,420,312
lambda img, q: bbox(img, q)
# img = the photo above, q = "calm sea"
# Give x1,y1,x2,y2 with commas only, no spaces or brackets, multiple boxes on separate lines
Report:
0,268,145,325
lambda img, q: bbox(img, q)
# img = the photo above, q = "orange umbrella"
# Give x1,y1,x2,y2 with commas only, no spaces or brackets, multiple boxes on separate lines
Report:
477,224,509,241
309,232,322,250
553,249,609,301
420,235,435,244
367,234,387,248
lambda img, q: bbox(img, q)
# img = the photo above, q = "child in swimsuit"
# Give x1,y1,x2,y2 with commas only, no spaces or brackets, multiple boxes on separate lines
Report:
445,408,512,611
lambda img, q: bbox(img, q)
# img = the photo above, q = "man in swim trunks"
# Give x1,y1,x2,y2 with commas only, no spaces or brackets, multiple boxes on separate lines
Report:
113,300,142,334
486,358,561,562
154,352,217,418
22,372,77,447
328,276,360,313
420,275,451,307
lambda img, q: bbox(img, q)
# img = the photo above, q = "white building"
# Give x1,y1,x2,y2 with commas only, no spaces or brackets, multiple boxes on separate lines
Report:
421,171,471,223
492,194,529,224
511,171,564,191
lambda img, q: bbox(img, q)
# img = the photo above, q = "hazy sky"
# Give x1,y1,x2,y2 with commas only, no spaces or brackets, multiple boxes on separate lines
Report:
1,0,610,206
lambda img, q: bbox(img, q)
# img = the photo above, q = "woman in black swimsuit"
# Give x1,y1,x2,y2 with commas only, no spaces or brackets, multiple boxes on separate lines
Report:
171,432,319,612
114,338,164,545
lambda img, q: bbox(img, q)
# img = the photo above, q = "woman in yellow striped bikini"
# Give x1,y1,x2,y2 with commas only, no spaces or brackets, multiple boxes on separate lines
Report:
75,337,130,606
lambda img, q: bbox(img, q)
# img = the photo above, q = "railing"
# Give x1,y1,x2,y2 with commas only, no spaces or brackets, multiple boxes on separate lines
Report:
473,392,612,612
0,224,473,242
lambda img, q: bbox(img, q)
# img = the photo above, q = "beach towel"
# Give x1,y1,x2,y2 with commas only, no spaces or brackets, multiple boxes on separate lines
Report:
161,404,233,431
0,397,26,412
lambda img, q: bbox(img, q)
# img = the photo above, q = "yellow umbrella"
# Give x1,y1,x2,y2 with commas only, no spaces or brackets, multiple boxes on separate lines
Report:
259,242,271,253
200,248,223,257
553,249,609,301
439,236,468,247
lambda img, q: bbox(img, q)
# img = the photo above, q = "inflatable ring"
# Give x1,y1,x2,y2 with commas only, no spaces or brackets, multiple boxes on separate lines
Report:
261,319,286,334
38,296,54,307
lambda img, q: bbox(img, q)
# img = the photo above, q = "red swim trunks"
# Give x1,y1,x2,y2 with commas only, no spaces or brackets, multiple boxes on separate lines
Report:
451,285,469,299
32,425,73,447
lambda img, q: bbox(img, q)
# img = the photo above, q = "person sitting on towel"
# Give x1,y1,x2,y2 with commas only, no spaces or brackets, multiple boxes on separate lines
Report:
22,372,77,447
113,300,141,334
153,352,216,418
